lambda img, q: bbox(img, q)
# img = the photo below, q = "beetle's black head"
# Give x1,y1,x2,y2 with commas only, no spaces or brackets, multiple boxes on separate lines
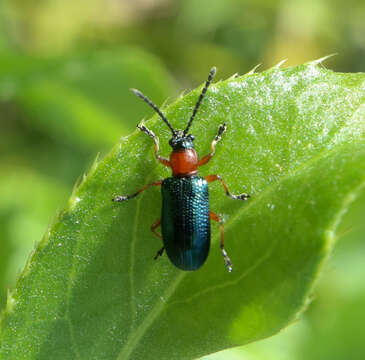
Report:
169,131,195,150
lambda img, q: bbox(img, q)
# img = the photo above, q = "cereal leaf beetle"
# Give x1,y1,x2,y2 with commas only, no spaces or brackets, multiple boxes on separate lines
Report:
113,67,250,272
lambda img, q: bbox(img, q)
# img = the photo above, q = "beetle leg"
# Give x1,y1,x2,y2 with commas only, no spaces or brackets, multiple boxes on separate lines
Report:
198,123,227,166
210,211,232,272
153,247,165,260
112,180,162,202
205,175,250,200
137,124,171,167
151,218,162,240
151,218,165,259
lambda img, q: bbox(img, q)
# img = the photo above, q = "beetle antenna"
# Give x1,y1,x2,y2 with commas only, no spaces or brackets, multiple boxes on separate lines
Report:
131,88,176,136
184,66,216,135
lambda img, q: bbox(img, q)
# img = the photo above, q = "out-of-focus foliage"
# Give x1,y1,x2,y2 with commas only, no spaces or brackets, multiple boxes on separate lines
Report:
0,0,364,359
2,0,365,78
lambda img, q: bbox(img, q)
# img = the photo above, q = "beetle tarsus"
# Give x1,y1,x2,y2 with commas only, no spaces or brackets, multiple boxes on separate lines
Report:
113,181,162,204
206,174,251,202
231,193,250,201
137,124,171,167
221,248,233,272
154,247,165,260
137,124,156,139
198,124,228,166
215,123,227,142
112,195,130,202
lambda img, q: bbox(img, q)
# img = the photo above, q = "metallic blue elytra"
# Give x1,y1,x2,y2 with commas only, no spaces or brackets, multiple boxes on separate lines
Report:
161,176,210,270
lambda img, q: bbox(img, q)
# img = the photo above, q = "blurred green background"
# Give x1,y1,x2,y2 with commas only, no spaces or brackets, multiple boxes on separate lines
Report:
0,0,364,359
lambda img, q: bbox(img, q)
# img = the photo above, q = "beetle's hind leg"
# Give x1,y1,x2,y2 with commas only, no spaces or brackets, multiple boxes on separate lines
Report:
210,211,232,272
154,247,165,260
151,218,165,260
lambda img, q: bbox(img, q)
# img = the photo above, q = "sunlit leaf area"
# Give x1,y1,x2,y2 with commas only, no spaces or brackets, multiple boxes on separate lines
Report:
0,1,364,359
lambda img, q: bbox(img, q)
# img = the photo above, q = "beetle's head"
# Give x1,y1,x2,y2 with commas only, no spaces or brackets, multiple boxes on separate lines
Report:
169,131,195,150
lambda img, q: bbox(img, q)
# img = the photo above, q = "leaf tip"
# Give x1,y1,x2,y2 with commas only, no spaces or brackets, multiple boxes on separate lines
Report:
274,59,288,68
67,175,84,211
309,53,338,66
90,152,100,175
247,63,261,75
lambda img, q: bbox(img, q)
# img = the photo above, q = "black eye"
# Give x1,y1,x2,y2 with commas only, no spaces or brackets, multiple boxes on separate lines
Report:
189,135,195,140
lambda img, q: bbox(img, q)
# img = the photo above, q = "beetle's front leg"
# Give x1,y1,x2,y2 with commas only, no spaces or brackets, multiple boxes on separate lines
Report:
112,180,162,202
137,124,171,167
205,175,250,200
198,123,227,166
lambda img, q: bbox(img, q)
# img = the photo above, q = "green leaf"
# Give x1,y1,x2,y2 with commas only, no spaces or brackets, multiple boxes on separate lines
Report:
1,62,365,360
200,193,365,360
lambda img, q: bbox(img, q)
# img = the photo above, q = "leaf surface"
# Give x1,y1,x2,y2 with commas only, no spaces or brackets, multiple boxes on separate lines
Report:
1,62,365,360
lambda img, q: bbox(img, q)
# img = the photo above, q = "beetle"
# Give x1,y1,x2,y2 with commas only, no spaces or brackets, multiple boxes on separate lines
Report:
112,67,250,272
